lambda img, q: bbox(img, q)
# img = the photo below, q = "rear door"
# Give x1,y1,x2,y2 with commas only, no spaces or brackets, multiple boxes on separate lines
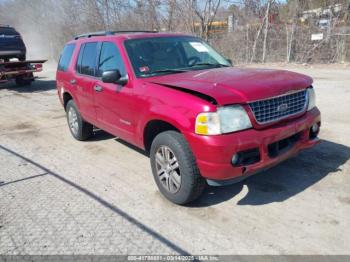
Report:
73,42,99,123
93,41,135,141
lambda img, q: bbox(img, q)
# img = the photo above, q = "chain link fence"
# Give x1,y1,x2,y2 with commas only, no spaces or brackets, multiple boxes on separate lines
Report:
212,24,350,64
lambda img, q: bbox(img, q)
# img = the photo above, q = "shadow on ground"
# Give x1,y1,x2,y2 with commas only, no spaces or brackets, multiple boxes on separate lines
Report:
0,77,56,93
86,129,149,157
62,129,350,207
190,140,350,207
0,144,190,255
88,129,115,141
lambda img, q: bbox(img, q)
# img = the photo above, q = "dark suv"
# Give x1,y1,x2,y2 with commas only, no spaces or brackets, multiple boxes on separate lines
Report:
0,25,26,61
56,31,321,205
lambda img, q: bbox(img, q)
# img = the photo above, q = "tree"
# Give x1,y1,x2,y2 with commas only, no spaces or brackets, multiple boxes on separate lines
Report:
262,0,272,62
191,0,221,41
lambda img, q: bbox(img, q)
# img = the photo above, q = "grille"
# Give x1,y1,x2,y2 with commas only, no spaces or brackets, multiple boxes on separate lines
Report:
249,90,308,124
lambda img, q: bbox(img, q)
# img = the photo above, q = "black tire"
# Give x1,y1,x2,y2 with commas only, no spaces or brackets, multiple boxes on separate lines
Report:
18,55,26,61
150,130,206,205
65,100,93,141
15,77,32,86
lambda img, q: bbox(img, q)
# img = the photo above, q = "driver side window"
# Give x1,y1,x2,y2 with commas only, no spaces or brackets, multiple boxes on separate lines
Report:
98,42,126,77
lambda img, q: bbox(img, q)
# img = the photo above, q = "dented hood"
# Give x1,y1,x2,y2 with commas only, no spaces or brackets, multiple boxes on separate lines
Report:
146,67,313,105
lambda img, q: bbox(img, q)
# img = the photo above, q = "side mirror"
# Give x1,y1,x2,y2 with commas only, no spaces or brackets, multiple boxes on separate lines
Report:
102,70,128,85
226,58,233,65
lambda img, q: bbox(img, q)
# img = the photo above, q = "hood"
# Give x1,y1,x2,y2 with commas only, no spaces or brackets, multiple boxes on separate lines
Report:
146,67,313,105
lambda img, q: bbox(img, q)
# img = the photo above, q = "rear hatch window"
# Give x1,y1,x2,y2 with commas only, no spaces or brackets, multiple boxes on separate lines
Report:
0,27,20,37
0,27,23,49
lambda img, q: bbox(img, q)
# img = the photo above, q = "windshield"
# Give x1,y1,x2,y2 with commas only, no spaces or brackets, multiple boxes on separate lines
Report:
124,36,231,77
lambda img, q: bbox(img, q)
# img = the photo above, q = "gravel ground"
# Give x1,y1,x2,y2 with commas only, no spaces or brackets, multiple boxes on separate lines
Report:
0,64,349,255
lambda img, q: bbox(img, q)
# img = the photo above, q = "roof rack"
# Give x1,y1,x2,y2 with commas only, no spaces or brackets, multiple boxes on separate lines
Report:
74,30,158,40
113,30,158,34
74,31,114,40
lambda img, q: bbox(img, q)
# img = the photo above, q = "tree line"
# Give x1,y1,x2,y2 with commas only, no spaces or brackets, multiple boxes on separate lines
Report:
0,0,349,63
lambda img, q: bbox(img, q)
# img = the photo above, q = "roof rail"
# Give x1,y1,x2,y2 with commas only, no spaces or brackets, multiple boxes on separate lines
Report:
74,31,114,40
113,30,158,34
74,30,158,40
0,24,10,27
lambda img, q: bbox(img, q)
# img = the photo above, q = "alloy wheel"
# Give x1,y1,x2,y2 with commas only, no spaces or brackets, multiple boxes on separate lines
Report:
68,107,79,136
155,146,181,194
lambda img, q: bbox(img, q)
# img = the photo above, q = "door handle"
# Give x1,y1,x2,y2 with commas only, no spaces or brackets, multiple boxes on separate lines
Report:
70,79,76,85
94,85,103,92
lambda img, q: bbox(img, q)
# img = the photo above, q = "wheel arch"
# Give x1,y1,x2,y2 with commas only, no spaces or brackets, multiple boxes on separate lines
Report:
63,91,73,110
143,119,182,153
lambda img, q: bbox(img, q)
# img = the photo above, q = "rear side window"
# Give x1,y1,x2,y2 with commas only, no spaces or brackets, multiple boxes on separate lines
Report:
58,44,76,72
77,42,98,76
98,42,126,76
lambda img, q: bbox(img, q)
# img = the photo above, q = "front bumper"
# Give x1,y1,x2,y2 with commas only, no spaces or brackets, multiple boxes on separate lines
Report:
185,108,321,182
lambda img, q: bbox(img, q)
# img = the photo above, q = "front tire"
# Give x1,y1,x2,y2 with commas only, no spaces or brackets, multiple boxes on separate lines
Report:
150,131,206,205
66,100,93,141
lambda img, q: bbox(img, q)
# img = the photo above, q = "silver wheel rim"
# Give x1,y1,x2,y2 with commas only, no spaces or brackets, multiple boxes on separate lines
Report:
68,107,79,136
155,146,181,194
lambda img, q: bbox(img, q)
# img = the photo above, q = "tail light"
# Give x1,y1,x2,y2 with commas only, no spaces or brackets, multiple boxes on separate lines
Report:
34,64,43,71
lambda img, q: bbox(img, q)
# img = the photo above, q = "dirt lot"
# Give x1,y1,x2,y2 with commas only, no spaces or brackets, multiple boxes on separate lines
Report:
0,64,349,255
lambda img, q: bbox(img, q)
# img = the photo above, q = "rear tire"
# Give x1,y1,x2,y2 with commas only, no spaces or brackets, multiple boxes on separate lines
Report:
66,100,93,141
150,130,206,205
18,55,26,61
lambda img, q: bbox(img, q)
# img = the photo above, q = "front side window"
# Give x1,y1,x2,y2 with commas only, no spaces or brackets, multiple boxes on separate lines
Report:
98,42,126,76
58,43,75,72
124,36,230,78
77,42,98,76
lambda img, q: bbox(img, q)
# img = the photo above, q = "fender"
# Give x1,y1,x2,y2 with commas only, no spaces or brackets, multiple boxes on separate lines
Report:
136,104,193,148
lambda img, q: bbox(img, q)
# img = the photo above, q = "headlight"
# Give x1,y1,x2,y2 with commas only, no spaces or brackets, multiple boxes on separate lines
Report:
307,88,316,111
195,105,252,135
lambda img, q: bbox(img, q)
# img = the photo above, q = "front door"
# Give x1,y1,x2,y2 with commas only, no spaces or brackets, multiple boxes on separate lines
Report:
93,41,135,142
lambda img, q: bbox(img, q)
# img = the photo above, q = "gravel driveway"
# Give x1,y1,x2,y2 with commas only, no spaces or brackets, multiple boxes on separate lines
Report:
0,64,349,255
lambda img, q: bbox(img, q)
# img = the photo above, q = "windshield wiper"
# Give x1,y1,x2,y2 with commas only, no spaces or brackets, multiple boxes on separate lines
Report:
140,68,189,77
151,68,188,74
189,63,230,68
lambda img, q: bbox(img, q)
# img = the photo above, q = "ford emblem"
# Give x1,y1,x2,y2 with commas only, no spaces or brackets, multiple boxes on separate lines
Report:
277,103,288,112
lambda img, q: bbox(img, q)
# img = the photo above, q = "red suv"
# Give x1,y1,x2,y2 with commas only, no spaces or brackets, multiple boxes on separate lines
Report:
56,31,321,204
